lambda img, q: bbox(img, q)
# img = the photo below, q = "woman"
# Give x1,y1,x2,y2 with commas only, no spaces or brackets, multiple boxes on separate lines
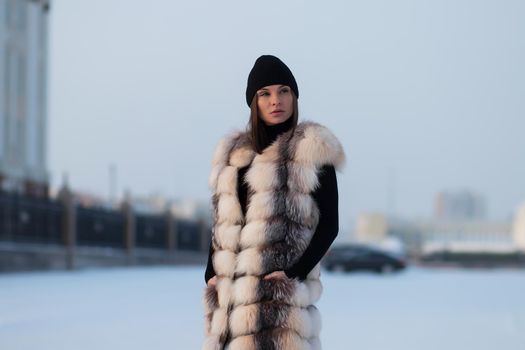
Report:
202,55,345,350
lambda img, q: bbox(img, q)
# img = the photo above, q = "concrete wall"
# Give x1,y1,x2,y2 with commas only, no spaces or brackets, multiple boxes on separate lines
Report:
0,241,207,273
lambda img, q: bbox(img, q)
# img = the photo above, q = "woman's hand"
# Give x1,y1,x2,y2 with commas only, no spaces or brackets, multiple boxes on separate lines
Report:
263,270,287,280
207,276,218,287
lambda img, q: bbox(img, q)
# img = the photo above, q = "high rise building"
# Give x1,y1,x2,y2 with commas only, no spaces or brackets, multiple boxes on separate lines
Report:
0,0,50,197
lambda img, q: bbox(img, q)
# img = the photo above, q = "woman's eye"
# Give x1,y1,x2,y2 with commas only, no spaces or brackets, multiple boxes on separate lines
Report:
280,89,290,94
259,92,269,96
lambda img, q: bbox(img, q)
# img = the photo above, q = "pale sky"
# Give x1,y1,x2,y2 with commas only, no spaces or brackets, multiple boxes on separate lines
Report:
48,0,525,232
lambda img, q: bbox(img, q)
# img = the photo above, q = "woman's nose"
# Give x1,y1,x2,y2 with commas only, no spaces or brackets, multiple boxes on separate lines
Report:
271,94,280,105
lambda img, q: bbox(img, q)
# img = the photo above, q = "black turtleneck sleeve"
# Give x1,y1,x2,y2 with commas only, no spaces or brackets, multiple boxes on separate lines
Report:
204,240,215,284
283,164,339,281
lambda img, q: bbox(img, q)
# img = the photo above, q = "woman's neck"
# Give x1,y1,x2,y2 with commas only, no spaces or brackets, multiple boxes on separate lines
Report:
261,118,293,149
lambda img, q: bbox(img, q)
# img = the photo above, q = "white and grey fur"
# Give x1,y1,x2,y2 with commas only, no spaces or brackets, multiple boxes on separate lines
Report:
203,121,345,350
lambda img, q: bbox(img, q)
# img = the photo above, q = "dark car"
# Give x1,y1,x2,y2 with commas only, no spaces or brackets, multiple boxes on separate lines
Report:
323,244,406,273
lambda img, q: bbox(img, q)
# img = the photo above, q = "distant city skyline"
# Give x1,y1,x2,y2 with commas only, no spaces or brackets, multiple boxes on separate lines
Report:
48,0,525,230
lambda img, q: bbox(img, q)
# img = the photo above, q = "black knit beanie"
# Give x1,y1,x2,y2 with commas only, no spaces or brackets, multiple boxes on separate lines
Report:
245,55,299,107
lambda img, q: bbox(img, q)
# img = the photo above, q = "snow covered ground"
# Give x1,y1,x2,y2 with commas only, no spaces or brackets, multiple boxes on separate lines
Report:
1,265,524,350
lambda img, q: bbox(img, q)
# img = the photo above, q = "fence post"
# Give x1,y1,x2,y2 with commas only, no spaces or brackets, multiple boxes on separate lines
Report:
58,182,76,270
166,205,178,252
121,191,135,265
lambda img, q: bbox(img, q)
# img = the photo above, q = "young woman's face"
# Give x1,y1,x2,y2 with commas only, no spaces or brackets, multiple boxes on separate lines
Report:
256,84,293,125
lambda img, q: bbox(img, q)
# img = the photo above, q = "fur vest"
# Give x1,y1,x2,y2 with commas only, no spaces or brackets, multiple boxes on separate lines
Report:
202,121,345,350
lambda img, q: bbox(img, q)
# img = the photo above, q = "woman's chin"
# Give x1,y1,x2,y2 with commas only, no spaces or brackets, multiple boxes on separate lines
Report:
264,115,291,125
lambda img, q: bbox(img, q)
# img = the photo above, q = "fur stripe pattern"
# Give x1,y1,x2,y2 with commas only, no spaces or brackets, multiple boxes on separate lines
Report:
202,121,345,350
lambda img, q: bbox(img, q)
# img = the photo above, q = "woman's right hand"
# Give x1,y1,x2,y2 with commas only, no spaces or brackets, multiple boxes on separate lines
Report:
207,276,217,287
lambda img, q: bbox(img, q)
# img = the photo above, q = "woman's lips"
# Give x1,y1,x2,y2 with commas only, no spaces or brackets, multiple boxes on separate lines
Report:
271,110,284,114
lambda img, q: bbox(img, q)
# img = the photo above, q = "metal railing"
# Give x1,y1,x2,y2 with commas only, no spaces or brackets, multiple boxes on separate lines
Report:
0,191,63,243
0,190,210,253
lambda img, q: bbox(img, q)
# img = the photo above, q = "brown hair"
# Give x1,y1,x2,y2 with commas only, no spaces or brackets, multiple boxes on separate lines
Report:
247,91,299,154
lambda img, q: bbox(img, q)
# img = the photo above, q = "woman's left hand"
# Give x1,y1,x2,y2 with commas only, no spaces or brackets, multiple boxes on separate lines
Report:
263,270,287,280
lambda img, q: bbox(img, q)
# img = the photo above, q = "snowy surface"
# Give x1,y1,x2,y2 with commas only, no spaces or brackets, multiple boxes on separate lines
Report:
1,266,524,350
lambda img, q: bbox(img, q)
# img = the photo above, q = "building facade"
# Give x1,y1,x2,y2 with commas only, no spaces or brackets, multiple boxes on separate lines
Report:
355,212,388,242
512,203,525,251
434,190,486,221
434,191,486,221
0,0,50,197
